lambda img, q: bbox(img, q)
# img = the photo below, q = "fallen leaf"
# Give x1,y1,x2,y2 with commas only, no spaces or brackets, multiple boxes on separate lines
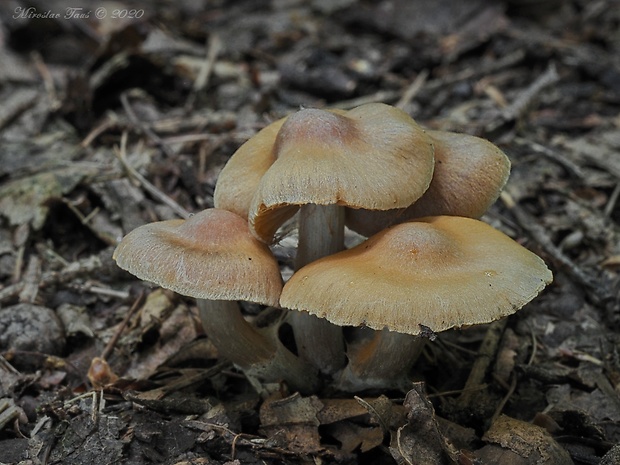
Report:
125,302,198,380
138,289,176,334
259,392,323,454
325,421,384,453
390,383,460,465
355,395,406,432
478,415,573,465
56,303,94,338
0,166,96,230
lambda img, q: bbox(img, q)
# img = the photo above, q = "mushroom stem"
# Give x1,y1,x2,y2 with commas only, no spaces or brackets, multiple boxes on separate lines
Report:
198,299,318,393
295,204,345,267
339,329,426,390
288,204,347,374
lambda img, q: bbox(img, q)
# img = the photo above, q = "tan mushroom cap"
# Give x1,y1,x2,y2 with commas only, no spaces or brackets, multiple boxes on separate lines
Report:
248,103,435,242
280,216,552,335
213,117,286,219
346,129,511,237
113,208,283,306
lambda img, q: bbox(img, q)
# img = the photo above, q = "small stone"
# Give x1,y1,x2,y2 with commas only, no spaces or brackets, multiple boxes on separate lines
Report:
0,303,65,355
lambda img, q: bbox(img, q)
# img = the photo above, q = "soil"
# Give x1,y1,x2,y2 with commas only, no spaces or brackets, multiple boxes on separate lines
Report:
0,0,619,464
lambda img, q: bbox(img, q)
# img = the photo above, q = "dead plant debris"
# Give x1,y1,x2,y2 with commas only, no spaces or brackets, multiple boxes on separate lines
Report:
1,0,619,464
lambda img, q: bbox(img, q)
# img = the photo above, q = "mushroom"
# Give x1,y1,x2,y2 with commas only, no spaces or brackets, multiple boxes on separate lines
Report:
249,104,435,244
242,103,435,373
346,129,511,237
280,216,552,389
213,117,287,220
113,208,318,392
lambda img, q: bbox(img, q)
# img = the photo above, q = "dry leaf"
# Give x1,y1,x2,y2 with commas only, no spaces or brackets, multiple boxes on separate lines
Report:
325,421,384,453
478,415,573,465
259,392,324,454
390,383,460,465
125,302,198,380
0,166,95,229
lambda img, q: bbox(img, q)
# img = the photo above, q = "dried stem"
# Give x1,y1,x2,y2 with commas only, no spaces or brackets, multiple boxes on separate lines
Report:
457,319,508,408
115,131,191,219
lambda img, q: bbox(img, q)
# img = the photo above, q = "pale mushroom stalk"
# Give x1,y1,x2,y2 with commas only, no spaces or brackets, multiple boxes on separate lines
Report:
339,329,426,391
197,299,318,392
289,204,347,375
198,299,275,366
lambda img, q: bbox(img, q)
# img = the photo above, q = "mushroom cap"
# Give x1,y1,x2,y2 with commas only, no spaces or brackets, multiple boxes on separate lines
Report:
113,208,283,306
248,103,435,242
280,216,552,335
346,129,511,237
213,117,286,219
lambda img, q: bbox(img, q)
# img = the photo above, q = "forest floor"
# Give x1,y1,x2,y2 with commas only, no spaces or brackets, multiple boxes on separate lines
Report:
1,0,620,464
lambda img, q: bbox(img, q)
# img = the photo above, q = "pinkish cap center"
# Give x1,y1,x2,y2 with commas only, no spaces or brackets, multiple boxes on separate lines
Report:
273,109,357,157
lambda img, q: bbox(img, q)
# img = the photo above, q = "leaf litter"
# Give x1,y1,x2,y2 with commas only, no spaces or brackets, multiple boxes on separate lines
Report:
0,0,619,464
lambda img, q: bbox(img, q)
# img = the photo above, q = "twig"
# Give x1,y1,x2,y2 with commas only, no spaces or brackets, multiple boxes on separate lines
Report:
0,89,38,131
120,91,176,158
396,69,429,109
457,319,508,407
486,62,560,132
425,49,526,92
604,182,620,218
81,112,120,148
513,137,586,179
0,251,109,304
115,130,191,219
0,355,20,375
159,133,223,145
354,396,389,434
31,51,60,110
490,372,517,424
125,362,232,402
0,399,24,432
184,34,222,112
436,338,478,356
331,50,526,111
500,191,599,291
427,384,488,399
528,324,538,366
69,282,130,300
183,419,271,459
331,90,401,110
11,223,29,284
501,62,560,122
100,291,145,360
18,255,41,303
395,427,415,465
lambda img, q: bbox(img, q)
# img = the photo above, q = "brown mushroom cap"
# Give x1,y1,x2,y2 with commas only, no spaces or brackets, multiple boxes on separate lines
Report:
248,103,435,242
346,129,511,237
213,117,286,219
280,216,552,335
113,208,283,306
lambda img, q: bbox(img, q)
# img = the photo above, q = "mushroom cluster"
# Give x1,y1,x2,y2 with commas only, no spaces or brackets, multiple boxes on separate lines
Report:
114,103,552,393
